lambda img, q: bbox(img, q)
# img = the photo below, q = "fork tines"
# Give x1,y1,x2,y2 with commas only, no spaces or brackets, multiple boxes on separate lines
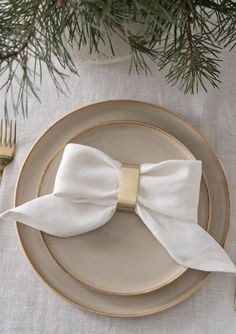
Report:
0,119,16,147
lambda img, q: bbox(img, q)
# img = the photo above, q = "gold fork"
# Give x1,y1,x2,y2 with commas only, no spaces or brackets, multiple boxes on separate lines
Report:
0,119,16,181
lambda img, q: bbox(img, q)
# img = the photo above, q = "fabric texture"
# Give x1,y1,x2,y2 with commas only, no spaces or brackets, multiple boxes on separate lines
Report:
2,143,235,273
0,47,236,333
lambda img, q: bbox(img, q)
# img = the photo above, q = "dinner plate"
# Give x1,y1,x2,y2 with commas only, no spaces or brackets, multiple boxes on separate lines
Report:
38,121,208,296
15,100,230,317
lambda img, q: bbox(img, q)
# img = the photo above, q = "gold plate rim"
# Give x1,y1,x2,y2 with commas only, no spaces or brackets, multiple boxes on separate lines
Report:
14,100,231,317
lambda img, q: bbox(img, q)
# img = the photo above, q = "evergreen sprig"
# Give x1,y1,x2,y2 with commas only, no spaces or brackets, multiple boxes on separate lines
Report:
0,0,236,117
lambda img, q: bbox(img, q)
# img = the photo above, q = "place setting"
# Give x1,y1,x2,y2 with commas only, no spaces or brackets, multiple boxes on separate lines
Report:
1,100,235,317
2,1,236,332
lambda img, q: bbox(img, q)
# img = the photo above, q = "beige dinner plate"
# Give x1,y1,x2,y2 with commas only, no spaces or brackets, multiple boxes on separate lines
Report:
15,100,230,317
38,121,208,296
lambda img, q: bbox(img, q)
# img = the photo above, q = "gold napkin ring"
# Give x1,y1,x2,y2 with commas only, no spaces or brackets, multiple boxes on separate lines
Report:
117,163,140,212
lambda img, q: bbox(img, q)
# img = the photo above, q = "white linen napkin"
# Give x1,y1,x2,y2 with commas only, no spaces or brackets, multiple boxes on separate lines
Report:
1,143,235,273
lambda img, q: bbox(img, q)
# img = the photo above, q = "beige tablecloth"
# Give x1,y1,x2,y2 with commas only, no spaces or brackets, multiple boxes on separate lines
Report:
0,48,236,333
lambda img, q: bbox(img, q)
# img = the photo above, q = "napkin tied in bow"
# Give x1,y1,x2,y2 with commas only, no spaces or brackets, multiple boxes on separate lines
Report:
1,143,235,273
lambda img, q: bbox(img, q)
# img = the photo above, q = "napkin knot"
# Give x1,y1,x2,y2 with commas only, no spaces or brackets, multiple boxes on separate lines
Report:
117,163,140,212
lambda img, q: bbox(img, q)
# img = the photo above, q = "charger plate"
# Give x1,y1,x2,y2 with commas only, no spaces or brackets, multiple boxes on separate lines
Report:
38,121,209,296
15,100,230,317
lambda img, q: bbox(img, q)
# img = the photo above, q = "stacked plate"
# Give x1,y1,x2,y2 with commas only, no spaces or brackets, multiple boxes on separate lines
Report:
16,100,230,317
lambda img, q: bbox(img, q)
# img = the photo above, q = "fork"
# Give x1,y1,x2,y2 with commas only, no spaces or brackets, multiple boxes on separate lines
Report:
0,119,16,181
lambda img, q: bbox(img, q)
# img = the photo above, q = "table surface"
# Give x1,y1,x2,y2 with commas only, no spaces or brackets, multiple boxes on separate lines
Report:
0,47,236,334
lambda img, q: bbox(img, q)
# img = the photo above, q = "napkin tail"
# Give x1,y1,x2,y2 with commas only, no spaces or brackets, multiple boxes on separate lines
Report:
136,205,236,273
0,194,116,237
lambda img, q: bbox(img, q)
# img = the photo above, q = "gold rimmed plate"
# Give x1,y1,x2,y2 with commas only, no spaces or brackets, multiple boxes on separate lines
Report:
15,100,230,317
37,121,210,296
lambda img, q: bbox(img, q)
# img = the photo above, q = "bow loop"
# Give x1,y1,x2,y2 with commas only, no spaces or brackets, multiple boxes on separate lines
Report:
53,144,121,203
138,160,202,221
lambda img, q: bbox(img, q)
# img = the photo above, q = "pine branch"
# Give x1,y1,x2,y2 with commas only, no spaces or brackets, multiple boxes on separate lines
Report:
158,2,222,93
0,0,236,118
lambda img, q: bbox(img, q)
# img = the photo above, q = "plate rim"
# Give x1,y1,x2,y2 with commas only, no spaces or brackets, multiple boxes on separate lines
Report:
14,100,231,317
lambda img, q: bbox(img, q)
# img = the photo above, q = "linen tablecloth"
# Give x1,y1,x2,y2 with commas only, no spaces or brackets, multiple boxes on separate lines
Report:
0,47,236,333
